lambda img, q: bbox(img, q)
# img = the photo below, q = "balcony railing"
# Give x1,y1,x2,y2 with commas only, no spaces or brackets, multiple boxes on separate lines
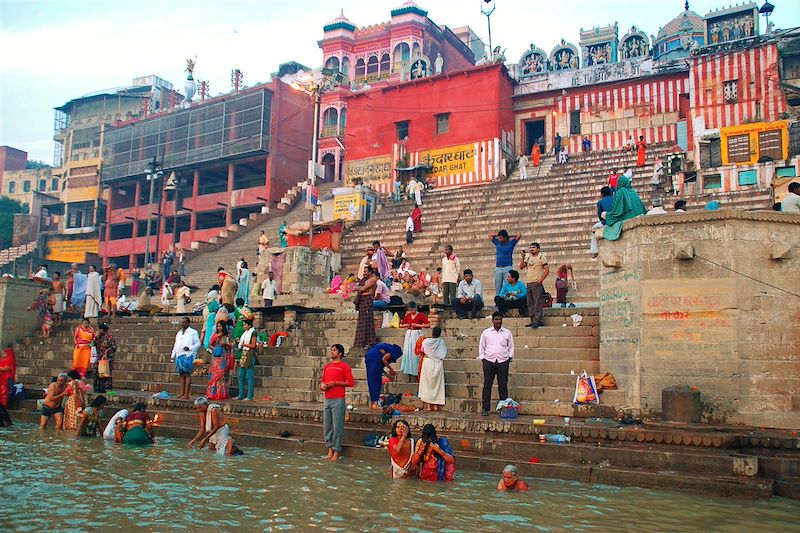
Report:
320,126,344,138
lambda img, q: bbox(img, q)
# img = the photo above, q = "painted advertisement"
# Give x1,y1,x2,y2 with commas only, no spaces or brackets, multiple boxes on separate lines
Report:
45,238,99,263
345,155,392,186
333,193,361,222
417,143,475,177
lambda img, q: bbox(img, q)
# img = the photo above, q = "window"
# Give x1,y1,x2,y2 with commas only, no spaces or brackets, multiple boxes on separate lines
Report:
366,56,379,75
737,169,757,186
8,182,15,194
703,174,722,189
396,121,409,141
380,54,391,73
355,58,366,78
723,80,738,103
66,206,94,229
435,113,450,134
23,181,31,192
51,178,58,190
700,138,723,168
39,179,46,191
569,110,581,135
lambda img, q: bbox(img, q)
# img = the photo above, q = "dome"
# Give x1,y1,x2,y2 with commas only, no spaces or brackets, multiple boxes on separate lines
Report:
323,9,356,33
656,8,704,40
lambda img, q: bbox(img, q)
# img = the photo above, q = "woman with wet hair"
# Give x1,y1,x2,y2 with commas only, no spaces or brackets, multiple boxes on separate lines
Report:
411,423,455,482
388,420,415,479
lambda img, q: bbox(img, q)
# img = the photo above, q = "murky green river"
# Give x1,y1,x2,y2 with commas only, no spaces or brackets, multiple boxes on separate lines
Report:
1,424,798,532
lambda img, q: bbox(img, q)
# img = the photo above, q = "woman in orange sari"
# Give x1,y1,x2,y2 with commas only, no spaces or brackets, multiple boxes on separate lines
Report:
531,143,541,167
636,135,647,167
0,344,16,410
72,319,95,377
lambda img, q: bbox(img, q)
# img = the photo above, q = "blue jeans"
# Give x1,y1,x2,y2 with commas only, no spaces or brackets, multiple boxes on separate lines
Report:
237,366,254,400
494,266,512,295
373,300,389,310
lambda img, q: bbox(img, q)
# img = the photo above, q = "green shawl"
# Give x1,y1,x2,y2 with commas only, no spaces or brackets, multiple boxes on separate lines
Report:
603,173,646,241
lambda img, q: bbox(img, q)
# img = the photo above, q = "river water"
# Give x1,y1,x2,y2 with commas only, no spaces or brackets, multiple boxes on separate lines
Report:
1,424,798,532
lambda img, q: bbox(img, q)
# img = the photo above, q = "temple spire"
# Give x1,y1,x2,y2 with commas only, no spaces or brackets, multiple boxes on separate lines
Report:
684,1,689,11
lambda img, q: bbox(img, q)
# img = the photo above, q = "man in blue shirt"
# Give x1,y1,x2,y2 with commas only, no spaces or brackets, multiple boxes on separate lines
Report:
590,186,614,258
489,229,520,295
493,270,528,317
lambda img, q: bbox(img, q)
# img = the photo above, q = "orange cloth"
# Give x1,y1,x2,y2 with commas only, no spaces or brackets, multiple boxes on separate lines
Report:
636,140,646,167
531,144,540,167
72,325,95,374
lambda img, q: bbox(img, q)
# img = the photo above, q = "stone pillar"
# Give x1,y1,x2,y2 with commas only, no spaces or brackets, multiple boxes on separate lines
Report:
226,163,235,226
190,169,199,243
334,148,342,183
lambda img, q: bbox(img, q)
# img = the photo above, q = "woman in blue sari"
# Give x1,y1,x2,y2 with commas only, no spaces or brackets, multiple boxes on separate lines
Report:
237,261,251,305
204,300,221,350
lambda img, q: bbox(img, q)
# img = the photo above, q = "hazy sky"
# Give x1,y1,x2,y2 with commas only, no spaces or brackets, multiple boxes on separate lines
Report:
1,0,798,162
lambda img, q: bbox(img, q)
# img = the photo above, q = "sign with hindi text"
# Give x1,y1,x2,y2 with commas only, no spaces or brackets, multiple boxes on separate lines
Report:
417,143,475,177
345,155,392,185
45,238,99,263
333,193,361,222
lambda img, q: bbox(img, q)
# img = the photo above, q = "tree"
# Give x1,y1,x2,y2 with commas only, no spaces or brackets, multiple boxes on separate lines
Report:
26,160,51,170
0,197,27,249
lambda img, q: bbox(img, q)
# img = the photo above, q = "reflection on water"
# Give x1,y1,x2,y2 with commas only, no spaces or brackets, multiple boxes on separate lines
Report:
1,424,798,532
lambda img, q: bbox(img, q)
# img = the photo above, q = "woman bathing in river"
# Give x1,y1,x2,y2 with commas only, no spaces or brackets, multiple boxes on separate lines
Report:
497,464,529,491
119,402,156,445
388,420,415,479
76,395,107,438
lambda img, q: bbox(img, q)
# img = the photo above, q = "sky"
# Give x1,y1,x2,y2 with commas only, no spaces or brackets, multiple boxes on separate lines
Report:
1,0,798,163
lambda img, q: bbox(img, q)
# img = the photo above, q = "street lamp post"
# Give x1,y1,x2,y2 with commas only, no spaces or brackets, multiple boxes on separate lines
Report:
143,156,163,268
291,76,324,248
481,0,496,59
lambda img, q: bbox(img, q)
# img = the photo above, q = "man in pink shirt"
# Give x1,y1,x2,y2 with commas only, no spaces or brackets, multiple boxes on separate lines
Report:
478,312,515,416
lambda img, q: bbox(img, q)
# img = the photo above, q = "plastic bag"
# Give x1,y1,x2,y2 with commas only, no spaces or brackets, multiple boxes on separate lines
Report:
89,346,98,364
572,371,599,404
389,312,400,328
97,359,111,378
381,310,392,328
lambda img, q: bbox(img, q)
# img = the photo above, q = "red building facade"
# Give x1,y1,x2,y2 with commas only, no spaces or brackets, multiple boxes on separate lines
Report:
99,79,313,267
344,63,515,193
316,2,479,184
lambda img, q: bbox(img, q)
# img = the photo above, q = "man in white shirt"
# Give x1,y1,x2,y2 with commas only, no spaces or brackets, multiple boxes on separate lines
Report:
405,213,414,244
441,244,461,305
33,264,49,280
518,153,528,180
478,312,514,416
453,269,484,319
171,316,201,399
261,271,276,307
646,198,667,215
781,182,800,213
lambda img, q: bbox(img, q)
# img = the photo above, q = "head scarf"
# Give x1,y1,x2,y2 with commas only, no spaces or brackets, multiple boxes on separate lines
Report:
603,173,646,241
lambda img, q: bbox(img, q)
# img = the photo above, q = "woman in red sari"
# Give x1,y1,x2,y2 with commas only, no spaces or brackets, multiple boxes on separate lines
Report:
207,321,235,400
0,344,16,409
531,143,541,167
636,135,647,167
411,423,455,482
411,206,422,233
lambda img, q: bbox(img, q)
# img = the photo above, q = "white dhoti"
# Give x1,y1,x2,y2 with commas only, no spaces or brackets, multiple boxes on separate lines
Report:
418,357,445,405
400,330,422,376
209,423,231,455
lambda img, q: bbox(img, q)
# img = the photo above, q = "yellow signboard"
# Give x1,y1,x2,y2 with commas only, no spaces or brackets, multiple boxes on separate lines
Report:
720,120,788,166
45,238,99,263
345,155,392,185
333,193,361,222
64,186,99,203
418,143,475,177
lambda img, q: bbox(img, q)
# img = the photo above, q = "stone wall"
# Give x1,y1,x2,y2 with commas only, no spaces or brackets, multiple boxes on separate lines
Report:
599,210,800,429
280,247,339,295
0,278,48,348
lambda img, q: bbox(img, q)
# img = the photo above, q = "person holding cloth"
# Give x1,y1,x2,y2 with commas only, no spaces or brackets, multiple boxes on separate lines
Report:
236,319,257,401
171,316,201,400
519,242,549,328
320,343,355,462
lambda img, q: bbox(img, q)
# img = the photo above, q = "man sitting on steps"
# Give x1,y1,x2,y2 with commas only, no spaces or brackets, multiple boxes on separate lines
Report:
493,270,527,317
453,269,484,319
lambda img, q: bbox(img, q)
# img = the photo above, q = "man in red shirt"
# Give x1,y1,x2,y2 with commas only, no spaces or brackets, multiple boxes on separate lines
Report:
320,343,355,462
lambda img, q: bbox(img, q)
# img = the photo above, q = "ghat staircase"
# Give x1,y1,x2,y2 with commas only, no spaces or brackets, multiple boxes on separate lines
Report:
10,313,800,499
180,181,338,291
338,144,772,301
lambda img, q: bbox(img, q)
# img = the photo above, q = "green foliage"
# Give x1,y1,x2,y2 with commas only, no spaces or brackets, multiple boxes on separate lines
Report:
0,197,27,249
25,160,51,170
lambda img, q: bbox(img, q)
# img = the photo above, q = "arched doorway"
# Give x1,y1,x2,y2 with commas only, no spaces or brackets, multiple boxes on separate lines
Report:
321,153,336,182
393,43,410,72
